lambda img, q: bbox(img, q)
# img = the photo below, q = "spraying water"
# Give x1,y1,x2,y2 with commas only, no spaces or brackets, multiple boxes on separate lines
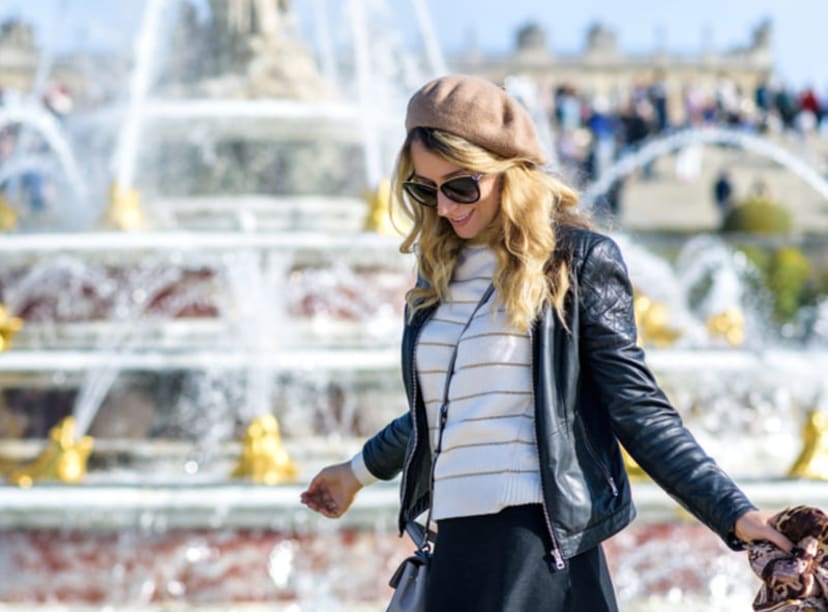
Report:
113,0,168,191
0,104,88,205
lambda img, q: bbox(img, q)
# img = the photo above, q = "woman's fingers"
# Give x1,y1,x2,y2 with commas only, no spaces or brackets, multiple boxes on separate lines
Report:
300,472,343,517
307,489,341,517
735,510,794,553
300,462,360,519
764,528,795,554
300,473,330,510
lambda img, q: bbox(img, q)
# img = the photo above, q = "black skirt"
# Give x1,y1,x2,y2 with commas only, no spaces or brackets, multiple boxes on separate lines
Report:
426,504,618,612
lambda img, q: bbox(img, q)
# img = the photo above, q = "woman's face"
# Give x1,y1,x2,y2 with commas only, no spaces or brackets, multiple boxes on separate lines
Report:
408,139,501,240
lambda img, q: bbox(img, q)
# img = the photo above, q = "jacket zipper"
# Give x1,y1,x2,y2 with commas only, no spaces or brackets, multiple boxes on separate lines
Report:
529,325,566,571
398,336,419,530
577,416,619,497
539,482,566,570
399,308,435,533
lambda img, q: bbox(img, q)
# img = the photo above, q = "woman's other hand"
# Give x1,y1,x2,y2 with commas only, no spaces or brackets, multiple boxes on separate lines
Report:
300,461,362,518
734,509,794,553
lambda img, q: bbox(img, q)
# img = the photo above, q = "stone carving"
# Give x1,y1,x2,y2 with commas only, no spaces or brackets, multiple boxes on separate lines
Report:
165,0,330,100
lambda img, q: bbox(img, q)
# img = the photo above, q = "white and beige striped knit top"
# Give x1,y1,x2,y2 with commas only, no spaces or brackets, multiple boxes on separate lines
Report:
351,244,543,520
416,244,542,520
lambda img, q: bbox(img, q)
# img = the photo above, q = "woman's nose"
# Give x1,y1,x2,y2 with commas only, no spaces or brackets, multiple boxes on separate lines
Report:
436,192,457,217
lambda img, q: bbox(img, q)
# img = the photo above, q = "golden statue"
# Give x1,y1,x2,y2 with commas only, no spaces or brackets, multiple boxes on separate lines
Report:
7,416,94,487
789,411,828,480
363,179,399,235
633,293,681,348
232,414,298,484
0,194,18,231
0,305,23,351
101,183,145,230
706,307,745,346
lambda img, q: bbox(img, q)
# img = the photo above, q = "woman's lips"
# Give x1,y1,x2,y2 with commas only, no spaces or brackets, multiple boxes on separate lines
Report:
449,210,473,227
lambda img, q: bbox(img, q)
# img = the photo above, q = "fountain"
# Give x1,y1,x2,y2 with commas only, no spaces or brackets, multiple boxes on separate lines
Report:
0,101,89,228
0,2,422,607
1,1,828,610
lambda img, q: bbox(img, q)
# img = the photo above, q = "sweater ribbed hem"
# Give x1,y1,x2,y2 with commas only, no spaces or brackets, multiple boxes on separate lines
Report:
432,472,543,521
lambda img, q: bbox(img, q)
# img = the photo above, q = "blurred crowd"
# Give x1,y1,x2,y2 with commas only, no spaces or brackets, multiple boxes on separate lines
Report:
550,76,827,216
553,77,826,170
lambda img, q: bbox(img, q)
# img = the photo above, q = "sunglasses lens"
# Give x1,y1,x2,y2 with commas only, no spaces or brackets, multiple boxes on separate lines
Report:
404,175,482,207
403,182,438,207
441,176,480,204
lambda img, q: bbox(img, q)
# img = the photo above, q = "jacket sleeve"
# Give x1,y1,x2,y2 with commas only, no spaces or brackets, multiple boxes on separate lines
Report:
359,412,412,481
578,234,756,549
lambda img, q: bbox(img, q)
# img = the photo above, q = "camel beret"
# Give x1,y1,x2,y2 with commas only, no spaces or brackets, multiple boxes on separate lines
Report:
404,74,548,165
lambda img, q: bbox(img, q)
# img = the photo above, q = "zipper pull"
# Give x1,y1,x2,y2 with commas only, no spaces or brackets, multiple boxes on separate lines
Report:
550,548,565,571
609,477,619,497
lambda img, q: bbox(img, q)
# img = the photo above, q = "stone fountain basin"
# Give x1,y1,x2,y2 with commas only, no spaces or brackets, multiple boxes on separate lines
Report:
0,432,824,531
0,478,825,531
1,346,827,374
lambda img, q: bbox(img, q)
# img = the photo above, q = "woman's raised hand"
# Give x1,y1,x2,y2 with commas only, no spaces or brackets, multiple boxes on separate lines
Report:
300,461,363,518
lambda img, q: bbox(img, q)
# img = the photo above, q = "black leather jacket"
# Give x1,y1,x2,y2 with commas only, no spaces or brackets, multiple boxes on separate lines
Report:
360,227,755,567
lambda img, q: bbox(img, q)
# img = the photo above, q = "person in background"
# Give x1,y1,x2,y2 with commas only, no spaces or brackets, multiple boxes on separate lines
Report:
713,168,735,223
301,74,793,612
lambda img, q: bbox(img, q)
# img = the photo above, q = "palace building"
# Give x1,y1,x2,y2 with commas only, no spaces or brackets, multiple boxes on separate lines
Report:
452,20,774,122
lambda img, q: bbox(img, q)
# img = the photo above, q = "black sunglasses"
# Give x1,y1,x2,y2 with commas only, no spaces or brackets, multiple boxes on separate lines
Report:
402,173,484,208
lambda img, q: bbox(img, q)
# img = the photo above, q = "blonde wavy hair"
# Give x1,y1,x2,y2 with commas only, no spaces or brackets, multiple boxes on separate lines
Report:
391,127,590,331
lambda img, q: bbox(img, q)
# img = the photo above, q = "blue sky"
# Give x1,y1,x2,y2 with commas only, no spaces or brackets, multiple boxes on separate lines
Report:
2,0,826,91
419,0,827,90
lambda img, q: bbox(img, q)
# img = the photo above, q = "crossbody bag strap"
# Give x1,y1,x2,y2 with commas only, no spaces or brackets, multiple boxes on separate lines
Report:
415,282,495,552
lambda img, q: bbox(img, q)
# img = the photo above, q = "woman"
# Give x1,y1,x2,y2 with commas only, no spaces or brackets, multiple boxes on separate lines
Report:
300,75,792,611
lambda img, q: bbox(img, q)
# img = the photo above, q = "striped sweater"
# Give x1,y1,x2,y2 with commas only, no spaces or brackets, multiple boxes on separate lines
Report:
352,245,543,520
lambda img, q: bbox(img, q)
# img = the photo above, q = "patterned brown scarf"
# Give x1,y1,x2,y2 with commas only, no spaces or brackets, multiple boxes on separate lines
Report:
748,506,828,611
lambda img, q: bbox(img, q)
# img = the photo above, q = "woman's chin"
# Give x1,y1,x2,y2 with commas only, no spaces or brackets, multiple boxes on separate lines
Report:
454,228,480,240
451,220,482,239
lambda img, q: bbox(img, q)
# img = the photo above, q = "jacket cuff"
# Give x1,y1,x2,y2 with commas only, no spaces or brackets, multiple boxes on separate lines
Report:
350,451,379,487
725,528,748,551
723,503,758,551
